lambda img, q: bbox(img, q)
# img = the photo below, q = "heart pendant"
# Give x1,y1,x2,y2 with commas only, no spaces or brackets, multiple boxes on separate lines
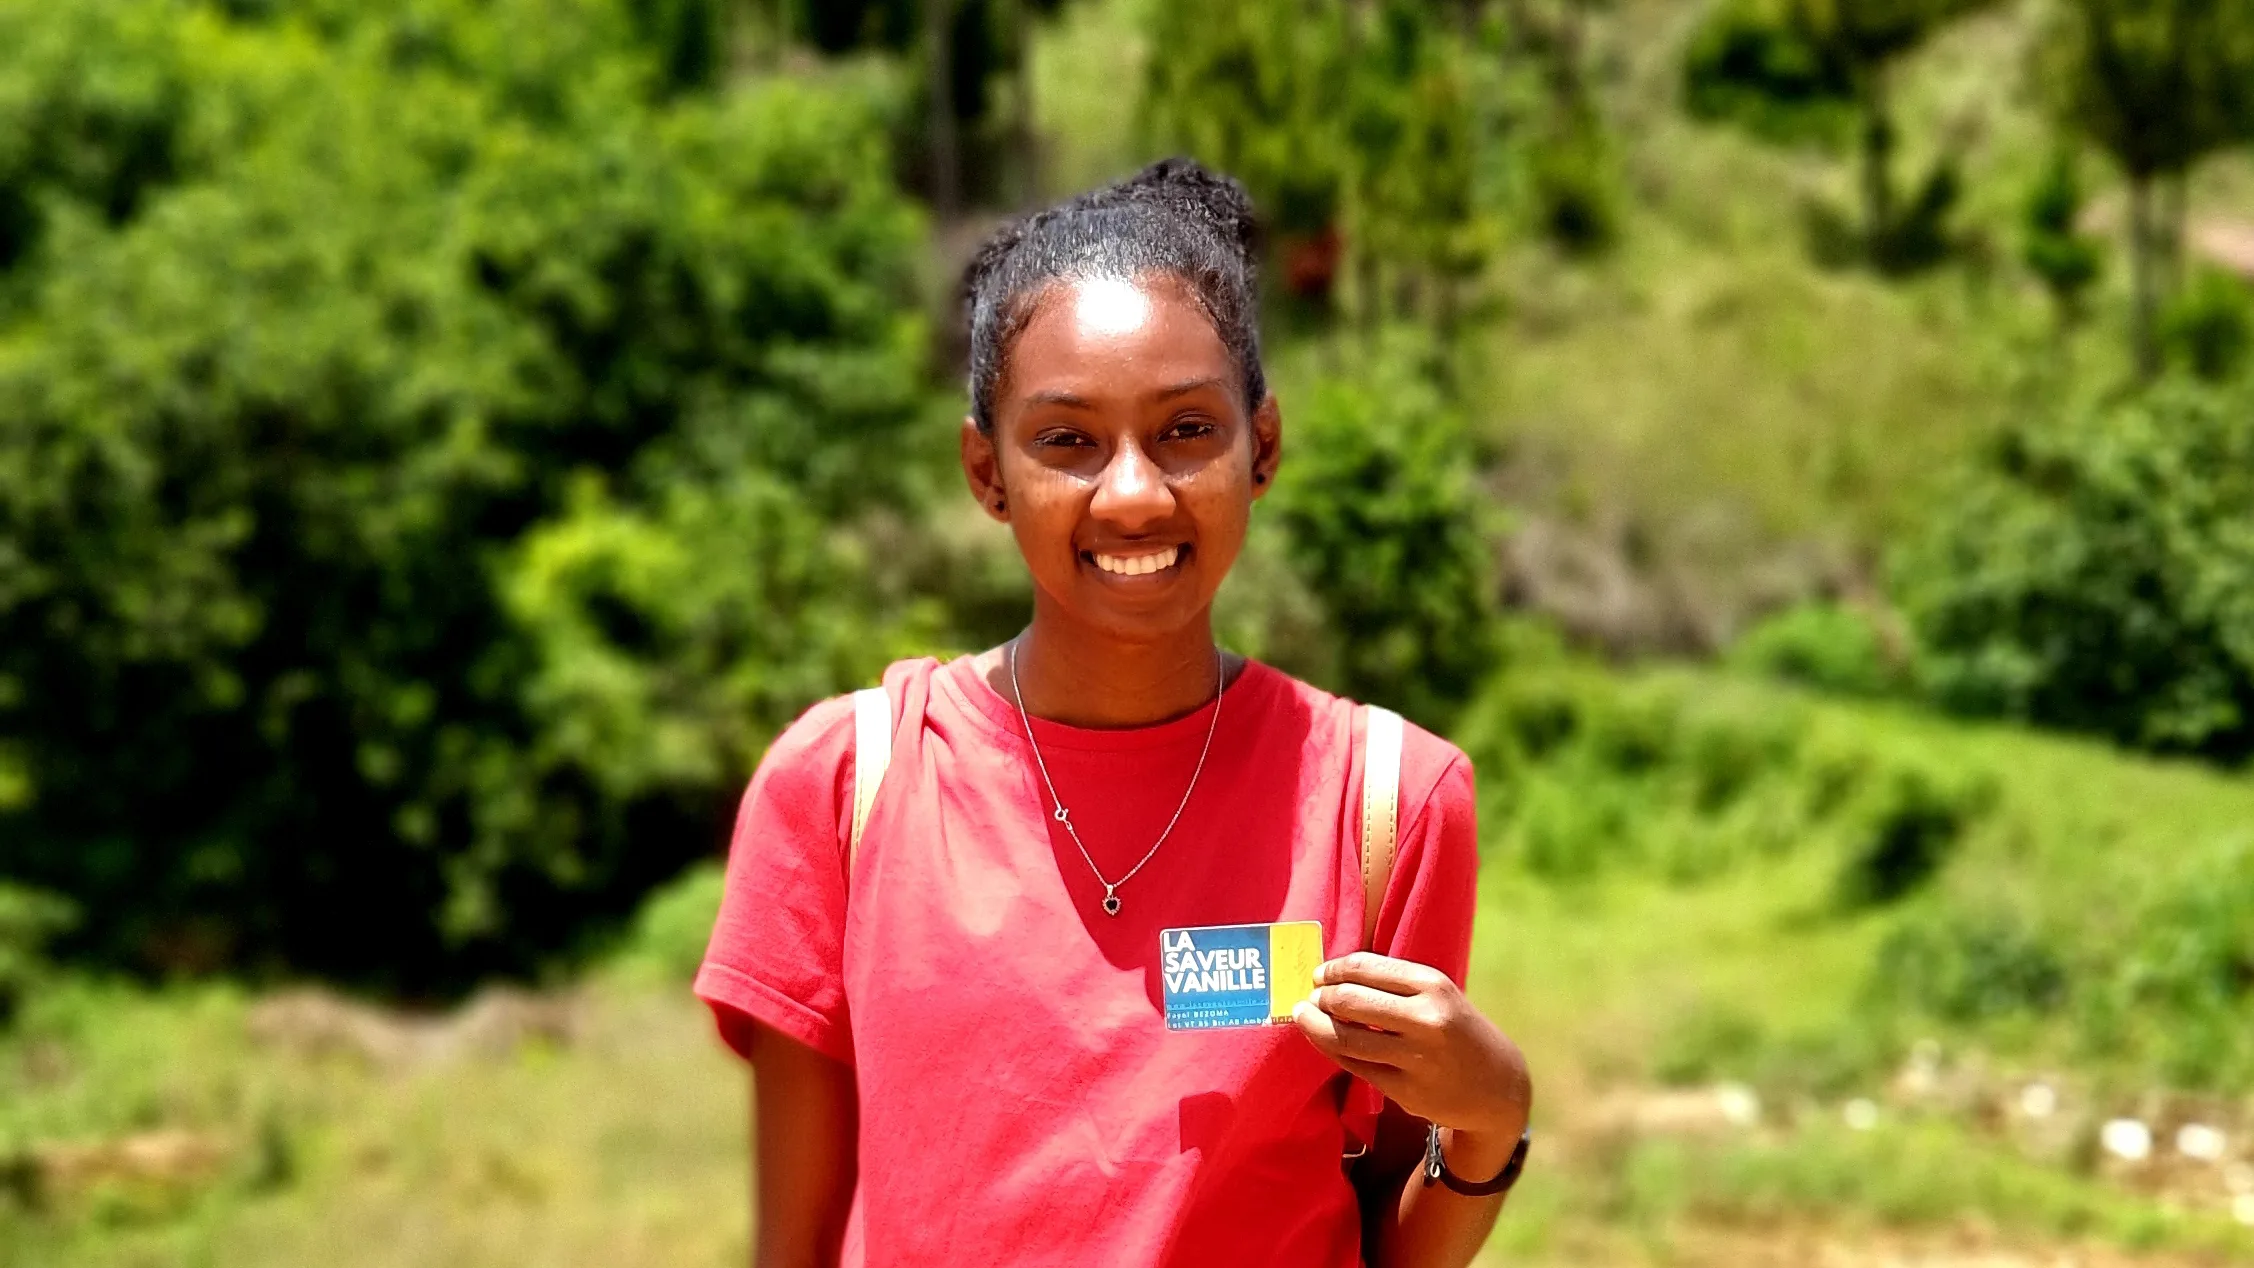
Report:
1102,894,1122,916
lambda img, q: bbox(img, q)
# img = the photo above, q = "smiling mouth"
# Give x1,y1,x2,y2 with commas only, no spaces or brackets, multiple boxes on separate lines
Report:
1088,545,1183,577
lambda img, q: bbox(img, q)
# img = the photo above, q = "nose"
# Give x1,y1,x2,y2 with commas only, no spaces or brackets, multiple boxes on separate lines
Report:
1090,438,1175,532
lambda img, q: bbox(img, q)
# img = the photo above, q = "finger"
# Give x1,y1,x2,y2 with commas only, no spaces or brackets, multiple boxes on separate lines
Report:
1292,1001,1405,1069
1312,982,1431,1034
1314,952,1451,997
1331,1052,1403,1090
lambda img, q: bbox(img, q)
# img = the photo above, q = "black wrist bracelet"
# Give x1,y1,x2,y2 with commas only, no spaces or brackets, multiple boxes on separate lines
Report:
1421,1123,1530,1197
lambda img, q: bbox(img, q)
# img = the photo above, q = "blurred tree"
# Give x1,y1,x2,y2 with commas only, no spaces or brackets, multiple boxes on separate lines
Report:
1500,0,1621,255
1894,380,2254,759
1342,2,1495,329
1686,0,2005,273
2039,0,2254,377
0,0,192,290
1268,334,1502,730
781,0,1028,212
1141,0,1350,242
1143,0,1509,329
2020,148,2104,334
0,0,932,988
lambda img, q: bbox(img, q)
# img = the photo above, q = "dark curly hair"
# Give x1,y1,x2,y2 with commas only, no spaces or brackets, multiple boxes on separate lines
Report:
962,158,1264,433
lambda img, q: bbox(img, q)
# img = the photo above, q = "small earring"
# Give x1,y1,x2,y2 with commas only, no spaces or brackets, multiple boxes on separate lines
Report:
1254,474,1267,485
994,497,1007,512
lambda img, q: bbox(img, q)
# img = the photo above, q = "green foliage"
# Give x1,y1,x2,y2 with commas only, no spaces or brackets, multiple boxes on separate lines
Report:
1266,335,1500,729
1140,0,1516,315
1893,380,2254,759
1683,0,1858,145
1836,762,1992,907
1683,0,2000,274
0,0,192,290
1139,0,1346,235
2039,0,2254,184
0,0,931,987
1865,839,2254,1087
613,860,724,982
1728,601,1897,697
1455,646,1988,891
2020,149,2104,327
2158,267,2254,383
2039,0,2254,372
0,884,74,1027
1874,908,2070,1022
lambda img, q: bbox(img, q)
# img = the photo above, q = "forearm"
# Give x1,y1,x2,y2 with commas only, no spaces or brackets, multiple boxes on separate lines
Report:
1376,1125,1518,1268
747,1023,858,1268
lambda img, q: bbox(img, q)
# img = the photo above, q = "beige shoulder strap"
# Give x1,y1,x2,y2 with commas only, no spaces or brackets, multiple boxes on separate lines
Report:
1359,705,1404,950
848,685,893,872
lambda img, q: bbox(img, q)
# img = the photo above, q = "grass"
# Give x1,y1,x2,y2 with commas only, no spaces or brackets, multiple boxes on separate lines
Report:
0,975,747,1268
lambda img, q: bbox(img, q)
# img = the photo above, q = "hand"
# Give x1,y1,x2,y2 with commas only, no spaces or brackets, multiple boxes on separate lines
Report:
1291,952,1532,1140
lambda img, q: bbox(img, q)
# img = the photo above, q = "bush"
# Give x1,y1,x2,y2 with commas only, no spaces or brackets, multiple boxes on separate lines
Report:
1268,333,1502,730
1728,601,1896,697
1681,0,1856,146
614,861,724,982
1836,762,1992,908
2160,268,2254,384
1892,380,2254,759
1872,909,2070,1023
1455,649,1974,889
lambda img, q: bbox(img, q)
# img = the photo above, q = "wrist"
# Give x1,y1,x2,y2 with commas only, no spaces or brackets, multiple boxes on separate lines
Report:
1437,1126,1520,1184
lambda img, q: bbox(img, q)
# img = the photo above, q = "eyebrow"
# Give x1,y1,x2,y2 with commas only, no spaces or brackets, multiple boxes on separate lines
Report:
1151,377,1229,401
1022,377,1228,409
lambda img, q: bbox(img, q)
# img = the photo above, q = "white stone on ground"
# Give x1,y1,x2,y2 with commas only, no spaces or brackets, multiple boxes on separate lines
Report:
2100,1118,2152,1163
2176,1122,2227,1162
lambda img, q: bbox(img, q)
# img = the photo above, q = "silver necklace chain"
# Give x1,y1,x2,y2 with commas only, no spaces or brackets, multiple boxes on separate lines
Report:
1007,637,1224,917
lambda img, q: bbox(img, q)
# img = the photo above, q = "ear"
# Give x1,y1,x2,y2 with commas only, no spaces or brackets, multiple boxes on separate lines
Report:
1249,392,1283,501
961,415,1009,521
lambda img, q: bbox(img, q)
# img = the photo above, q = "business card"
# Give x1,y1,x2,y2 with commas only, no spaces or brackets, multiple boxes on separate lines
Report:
1160,920,1324,1031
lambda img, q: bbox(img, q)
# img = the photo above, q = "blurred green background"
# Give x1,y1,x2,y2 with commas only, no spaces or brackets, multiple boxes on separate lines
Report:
5,0,2254,1263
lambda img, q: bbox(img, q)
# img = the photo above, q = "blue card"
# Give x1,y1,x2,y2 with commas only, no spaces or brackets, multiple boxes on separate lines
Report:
1160,921,1324,1031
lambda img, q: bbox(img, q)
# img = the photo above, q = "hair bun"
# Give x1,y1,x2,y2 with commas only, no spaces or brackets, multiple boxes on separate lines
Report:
1114,157,1260,272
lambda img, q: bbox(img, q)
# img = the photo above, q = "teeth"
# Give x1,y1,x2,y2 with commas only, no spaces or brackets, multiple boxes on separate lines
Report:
1094,546,1180,576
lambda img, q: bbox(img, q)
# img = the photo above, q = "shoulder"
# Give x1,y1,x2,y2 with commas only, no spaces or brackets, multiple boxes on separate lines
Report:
758,691,859,780
1252,663,1473,822
752,656,943,787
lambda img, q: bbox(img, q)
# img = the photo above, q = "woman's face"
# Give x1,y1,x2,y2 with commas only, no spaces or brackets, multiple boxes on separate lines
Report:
962,274,1282,646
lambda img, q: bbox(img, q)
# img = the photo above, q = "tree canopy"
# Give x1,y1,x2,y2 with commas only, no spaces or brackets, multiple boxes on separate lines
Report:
0,0,932,988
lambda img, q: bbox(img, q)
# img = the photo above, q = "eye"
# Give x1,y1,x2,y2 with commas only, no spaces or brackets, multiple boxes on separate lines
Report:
1163,416,1219,443
1033,429,1096,450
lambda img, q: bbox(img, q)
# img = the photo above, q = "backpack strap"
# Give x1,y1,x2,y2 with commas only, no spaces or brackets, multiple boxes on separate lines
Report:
848,684,894,872
1359,704,1404,950
1342,703,1407,1168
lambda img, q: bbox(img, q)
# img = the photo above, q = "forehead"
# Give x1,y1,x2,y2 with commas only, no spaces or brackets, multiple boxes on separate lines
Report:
1002,273,1237,407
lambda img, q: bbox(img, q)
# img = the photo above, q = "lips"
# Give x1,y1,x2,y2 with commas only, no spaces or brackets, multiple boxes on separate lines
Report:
1089,545,1182,576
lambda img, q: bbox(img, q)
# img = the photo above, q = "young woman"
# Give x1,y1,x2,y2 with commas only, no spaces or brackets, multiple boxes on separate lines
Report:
697,159,1533,1267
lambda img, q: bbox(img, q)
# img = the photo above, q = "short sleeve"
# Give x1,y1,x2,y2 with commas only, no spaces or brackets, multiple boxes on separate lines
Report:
693,694,859,1065
1369,744,1479,987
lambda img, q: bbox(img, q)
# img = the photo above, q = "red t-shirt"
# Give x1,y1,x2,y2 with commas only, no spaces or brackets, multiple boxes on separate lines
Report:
696,655,1479,1267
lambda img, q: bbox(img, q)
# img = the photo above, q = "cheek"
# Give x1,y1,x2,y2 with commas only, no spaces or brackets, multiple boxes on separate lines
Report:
1182,471,1254,567
1004,477,1086,563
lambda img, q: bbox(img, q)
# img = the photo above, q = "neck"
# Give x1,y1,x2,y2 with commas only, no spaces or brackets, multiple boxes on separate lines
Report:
1006,600,1225,729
